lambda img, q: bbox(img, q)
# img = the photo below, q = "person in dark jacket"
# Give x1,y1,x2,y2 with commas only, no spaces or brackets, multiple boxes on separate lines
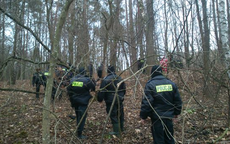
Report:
42,66,60,101
97,63,103,79
43,67,51,88
140,65,182,144
67,67,96,139
88,61,93,78
138,58,145,71
32,68,46,99
97,65,126,136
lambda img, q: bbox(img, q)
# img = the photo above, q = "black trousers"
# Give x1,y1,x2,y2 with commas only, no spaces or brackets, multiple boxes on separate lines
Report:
106,102,124,125
35,83,42,98
151,118,174,144
74,105,88,135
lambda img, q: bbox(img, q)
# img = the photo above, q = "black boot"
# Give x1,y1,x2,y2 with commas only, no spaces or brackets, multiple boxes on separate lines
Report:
109,123,120,136
77,131,87,139
120,121,124,132
68,115,76,120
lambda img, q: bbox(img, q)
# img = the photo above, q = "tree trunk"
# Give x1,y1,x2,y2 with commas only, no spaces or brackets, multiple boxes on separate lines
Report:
9,22,18,85
164,0,168,53
110,0,122,69
201,0,211,97
129,0,137,72
218,0,230,127
182,0,190,67
0,9,5,81
212,0,222,63
195,0,210,97
76,0,90,68
137,0,144,58
226,0,230,126
145,0,157,75
82,0,90,67
68,3,75,65
100,0,114,77
42,1,74,144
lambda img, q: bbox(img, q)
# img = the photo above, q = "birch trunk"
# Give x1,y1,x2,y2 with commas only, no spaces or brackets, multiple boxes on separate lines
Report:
218,0,230,127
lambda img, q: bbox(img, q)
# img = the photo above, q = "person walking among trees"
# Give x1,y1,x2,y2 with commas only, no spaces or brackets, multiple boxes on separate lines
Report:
97,65,126,136
160,56,168,73
140,65,182,144
67,67,96,139
88,61,93,78
32,67,46,99
97,63,103,80
138,57,145,73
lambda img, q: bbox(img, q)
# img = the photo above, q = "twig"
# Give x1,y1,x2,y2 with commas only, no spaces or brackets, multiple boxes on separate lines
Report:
212,128,229,143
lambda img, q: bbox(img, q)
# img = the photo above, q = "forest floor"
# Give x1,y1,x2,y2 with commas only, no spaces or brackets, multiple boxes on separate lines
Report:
0,70,230,144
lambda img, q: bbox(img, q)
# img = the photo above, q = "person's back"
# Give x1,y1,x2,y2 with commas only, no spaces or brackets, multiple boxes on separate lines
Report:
97,66,126,135
138,59,144,70
32,68,46,99
98,71,126,103
43,70,51,86
68,72,95,105
97,64,103,79
143,73,181,119
33,71,45,85
67,67,95,139
88,62,93,78
140,65,182,144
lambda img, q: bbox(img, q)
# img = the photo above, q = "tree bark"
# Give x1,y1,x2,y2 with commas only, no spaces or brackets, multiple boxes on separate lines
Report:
196,0,211,97
164,0,168,53
68,2,75,65
212,0,222,63
110,0,122,69
129,0,137,72
9,22,18,85
218,0,230,127
42,1,74,144
182,0,190,67
0,7,5,81
145,0,157,75
137,0,144,58
201,0,211,97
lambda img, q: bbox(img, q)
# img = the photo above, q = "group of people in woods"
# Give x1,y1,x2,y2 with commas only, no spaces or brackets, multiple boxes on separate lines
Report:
32,61,182,143
32,65,73,101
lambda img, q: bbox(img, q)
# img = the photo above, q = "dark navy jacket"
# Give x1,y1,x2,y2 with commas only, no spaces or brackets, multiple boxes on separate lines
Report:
140,75,182,120
67,74,95,106
97,72,126,104
32,72,46,86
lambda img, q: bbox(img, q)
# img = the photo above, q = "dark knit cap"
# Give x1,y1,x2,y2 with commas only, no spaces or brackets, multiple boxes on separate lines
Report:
107,65,115,74
151,65,162,78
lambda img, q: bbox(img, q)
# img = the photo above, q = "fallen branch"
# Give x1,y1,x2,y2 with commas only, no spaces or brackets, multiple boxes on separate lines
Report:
0,88,44,95
212,128,229,143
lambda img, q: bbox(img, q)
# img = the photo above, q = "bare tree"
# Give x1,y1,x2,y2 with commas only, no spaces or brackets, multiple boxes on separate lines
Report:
129,0,137,72
195,0,211,97
145,0,157,74
42,1,74,143
0,1,5,81
212,0,222,62
110,0,122,69
218,0,230,127
137,0,145,58
68,2,75,65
